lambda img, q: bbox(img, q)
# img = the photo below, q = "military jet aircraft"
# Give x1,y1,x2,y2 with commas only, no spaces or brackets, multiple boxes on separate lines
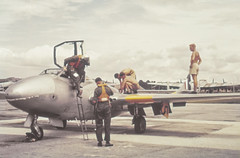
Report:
4,40,240,140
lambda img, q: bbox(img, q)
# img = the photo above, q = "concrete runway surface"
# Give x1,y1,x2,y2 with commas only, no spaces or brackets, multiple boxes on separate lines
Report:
0,99,240,158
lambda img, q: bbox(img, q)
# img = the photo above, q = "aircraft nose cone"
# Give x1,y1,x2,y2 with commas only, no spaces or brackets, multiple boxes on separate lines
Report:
5,75,55,101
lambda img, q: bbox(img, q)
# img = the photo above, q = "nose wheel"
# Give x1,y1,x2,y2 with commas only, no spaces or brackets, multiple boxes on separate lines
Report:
31,123,44,140
26,114,44,141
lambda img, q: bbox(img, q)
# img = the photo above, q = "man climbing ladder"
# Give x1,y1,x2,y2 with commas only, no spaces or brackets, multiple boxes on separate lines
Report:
64,55,89,97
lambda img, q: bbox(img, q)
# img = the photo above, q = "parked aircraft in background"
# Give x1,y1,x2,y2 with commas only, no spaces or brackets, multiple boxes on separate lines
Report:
199,79,240,93
139,79,240,94
4,40,240,140
0,77,21,91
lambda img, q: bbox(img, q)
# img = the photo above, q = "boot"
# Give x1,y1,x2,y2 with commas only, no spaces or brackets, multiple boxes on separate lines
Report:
77,92,81,97
105,141,113,147
77,90,82,97
97,141,102,147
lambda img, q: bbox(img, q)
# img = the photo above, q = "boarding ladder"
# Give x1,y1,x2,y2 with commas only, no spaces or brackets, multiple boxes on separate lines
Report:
76,95,88,140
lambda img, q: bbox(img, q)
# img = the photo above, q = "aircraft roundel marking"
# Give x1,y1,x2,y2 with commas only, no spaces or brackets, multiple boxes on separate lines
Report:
125,94,154,103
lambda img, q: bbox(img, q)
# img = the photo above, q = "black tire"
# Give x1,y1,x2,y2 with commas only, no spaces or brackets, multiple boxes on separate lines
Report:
134,116,146,134
31,125,44,140
56,120,67,130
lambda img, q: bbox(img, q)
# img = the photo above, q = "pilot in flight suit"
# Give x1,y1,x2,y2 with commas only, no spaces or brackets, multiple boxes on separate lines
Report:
64,55,87,97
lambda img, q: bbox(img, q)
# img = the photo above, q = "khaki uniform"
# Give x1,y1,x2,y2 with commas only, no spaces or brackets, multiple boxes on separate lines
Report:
189,51,201,75
121,76,140,93
121,68,136,79
189,63,199,75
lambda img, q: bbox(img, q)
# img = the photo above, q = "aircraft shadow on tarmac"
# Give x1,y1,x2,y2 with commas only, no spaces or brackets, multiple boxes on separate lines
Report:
3,119,226,141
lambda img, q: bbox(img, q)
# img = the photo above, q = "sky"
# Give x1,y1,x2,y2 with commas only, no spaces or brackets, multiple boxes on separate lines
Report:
0,0,240,83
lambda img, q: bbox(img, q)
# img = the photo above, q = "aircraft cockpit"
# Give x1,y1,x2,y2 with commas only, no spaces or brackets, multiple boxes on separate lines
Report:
40,68,62,75
53,40,87,68
52,40,90,81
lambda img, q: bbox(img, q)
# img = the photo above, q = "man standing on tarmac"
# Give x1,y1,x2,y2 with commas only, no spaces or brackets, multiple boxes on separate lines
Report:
91,77,114,147
189,43,202,93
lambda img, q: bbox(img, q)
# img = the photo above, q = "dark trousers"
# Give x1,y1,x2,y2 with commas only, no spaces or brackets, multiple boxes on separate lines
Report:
67,67,81,93
95,102,111,142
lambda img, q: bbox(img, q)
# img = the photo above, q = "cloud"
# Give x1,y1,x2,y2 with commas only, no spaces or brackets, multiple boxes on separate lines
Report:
86,47,191,82
0,45,53,66
0,0,239,83
0,45,56,79
0,0,92,20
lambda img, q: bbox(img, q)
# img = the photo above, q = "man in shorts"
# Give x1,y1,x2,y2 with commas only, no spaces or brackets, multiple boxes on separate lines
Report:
189,43,202,93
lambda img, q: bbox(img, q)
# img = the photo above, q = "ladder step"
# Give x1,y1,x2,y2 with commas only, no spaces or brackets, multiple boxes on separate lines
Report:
76,95,88,140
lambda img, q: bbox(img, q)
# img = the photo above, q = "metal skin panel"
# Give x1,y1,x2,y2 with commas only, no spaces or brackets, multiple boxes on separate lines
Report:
5,74,122,121
5,75,55,115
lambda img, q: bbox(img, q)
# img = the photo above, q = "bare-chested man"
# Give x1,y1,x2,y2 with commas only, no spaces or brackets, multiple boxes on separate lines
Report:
189,43,202,93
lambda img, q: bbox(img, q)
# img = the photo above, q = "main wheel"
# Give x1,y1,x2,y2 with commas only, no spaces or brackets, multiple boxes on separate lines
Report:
31,125,44,140
134,116,146,134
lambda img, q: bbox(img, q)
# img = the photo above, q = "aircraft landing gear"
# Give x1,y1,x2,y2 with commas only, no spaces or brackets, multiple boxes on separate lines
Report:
133,115,146,133
129,105,146,134
25,114,44,142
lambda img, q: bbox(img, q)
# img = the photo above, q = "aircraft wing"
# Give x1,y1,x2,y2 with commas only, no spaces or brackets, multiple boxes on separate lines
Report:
111,93,240,105
111,93,240,118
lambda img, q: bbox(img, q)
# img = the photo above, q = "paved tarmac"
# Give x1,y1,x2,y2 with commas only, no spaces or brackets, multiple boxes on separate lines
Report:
0,99,240,158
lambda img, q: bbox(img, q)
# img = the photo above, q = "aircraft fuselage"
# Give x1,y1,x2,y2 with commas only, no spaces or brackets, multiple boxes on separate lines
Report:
5,73,122,121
